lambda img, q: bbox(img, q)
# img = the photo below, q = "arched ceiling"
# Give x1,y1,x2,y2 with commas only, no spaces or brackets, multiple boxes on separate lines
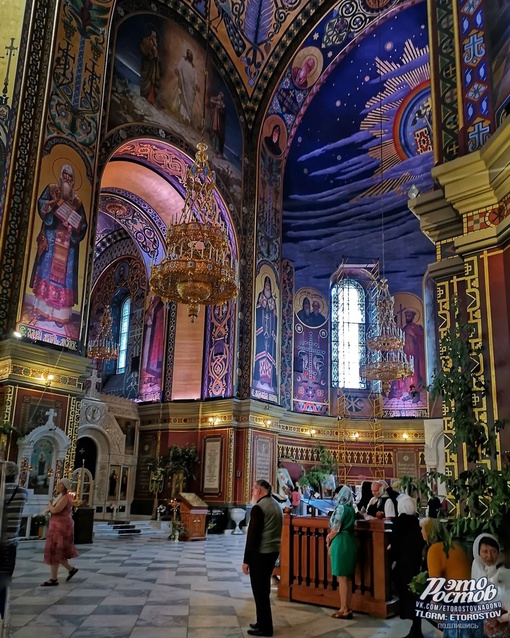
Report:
95,139,238,278
101,161,184,229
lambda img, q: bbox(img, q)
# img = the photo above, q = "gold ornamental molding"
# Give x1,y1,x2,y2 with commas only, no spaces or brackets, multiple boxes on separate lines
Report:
0,340,88,392
431,119,510,214
227,428,235,503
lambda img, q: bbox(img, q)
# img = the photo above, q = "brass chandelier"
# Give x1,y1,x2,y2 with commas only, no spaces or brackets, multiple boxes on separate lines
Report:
87,304,119,361
360,277,413,395
149,142,238,322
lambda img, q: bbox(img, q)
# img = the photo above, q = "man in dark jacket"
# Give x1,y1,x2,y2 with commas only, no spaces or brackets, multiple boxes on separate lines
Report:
242,480,283,637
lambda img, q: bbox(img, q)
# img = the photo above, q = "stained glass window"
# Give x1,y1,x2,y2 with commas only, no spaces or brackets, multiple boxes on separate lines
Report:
331,278,366,389
117,297,131,374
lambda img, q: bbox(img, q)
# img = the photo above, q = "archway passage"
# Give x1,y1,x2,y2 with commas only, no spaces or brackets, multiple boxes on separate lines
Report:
74,436,98,479
91,138,239,402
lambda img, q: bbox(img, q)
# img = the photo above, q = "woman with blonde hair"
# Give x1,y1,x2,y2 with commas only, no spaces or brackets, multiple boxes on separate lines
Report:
421,518,470,638
41,477,78,586
420,518,470,581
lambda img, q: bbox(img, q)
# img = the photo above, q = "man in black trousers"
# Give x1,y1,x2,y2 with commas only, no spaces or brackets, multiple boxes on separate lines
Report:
242,479,283,637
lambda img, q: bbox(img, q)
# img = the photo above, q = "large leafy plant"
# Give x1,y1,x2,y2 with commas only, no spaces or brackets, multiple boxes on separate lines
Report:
166,445,199,481
428,300,503,462
408,298,510,538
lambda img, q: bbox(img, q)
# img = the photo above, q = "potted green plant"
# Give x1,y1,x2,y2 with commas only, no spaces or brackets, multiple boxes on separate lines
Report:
422,298,510,541
166,445,199,491
298,443,337,494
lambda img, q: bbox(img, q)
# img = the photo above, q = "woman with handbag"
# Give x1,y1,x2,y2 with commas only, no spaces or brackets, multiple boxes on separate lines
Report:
41,477,78,586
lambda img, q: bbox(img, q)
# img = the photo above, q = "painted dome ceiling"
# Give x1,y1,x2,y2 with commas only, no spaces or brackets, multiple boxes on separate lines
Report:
281,0,435,298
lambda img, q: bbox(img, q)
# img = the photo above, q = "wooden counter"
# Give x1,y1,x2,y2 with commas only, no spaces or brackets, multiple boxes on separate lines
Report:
278,514,397,618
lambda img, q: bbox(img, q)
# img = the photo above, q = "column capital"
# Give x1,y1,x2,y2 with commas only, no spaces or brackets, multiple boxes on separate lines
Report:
431,120,510,214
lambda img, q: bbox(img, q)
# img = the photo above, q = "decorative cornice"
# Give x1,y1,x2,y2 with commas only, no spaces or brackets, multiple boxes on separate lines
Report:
431,120,510,214
136,397,424,441
0,339,89,392
408,189,462,243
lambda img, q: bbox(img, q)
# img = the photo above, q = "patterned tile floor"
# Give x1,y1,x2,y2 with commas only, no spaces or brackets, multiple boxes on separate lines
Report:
7,535,441,638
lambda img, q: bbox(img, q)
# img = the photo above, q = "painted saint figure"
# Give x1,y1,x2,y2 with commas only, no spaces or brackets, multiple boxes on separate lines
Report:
253,276,278,394
310,300,326,327
175,49,198,123
297,297,312,325
264,124,283,156
209,91,226,156
30,164,87,326
402,309,426,403
291,55,316,89
400,309,426,402
139,26,161,105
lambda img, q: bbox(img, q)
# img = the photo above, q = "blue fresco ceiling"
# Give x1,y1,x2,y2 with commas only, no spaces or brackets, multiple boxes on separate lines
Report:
282,1,435,299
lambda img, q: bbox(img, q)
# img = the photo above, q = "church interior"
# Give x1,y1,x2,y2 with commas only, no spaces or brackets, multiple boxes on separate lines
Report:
0,0,509,574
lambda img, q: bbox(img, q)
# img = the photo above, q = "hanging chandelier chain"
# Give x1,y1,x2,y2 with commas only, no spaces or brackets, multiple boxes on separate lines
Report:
359,4,413,395
149,0,238,323
201,0,211,139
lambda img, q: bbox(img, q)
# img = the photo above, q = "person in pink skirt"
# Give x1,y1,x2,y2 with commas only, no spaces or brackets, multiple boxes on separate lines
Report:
41,477,78,586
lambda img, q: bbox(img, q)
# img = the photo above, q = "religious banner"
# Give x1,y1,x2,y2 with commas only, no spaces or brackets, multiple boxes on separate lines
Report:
202,436,222,495
202,301,236,399
383,292,427,418
251,263,279,403
139,295,167,402
293,287,329,414
253,434,273,484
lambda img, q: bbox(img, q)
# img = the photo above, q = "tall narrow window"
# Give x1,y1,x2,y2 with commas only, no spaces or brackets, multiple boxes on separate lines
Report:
117,297,131,373
331,279,366,388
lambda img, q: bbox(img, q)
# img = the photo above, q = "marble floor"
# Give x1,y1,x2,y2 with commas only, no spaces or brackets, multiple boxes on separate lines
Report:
7,535,441,638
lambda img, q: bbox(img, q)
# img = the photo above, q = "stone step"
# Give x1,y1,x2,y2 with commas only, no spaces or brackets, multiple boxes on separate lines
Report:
93,520,170,538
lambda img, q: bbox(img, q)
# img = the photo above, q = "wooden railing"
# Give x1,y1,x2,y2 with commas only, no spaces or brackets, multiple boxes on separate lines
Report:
278,514,398,618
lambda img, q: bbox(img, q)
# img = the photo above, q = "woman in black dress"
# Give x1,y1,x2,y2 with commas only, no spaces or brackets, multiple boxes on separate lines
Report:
391,495,425,638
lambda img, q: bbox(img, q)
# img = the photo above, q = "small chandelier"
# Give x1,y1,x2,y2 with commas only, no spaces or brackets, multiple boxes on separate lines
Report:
149,142,238,322
87,305,119,361
360,278,413,395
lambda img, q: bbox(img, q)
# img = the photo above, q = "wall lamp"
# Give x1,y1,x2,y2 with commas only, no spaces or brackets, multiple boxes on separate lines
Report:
308,428,316,437
402,432,409,441
208,416,220,426
41,372,55,386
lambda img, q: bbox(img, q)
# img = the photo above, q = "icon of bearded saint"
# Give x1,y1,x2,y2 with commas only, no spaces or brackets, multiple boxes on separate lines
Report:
30,164,88,327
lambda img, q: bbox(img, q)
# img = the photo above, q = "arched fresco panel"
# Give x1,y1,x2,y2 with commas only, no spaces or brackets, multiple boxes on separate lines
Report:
382,292,427,418
109,13,243,207
17,146,92,349
251,263,279,403
293,287,329,414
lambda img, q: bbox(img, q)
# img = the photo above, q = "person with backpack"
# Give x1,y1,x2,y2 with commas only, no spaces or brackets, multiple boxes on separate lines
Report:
0,462,28,621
